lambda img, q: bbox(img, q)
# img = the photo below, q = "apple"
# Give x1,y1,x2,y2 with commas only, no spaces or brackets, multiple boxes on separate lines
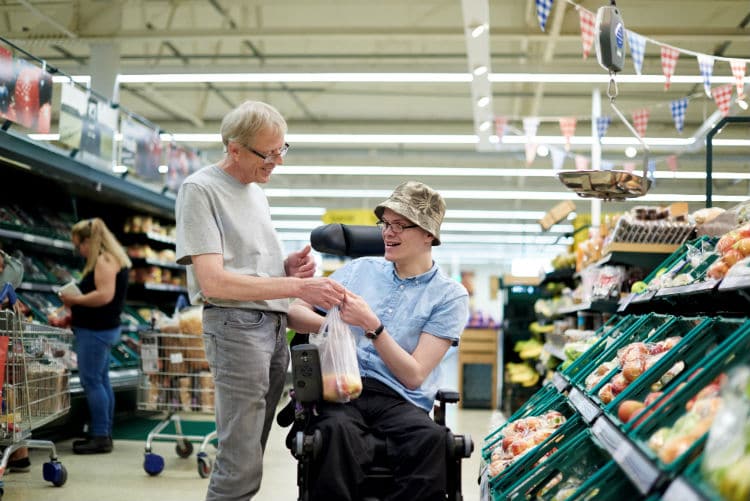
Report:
618,400,645,423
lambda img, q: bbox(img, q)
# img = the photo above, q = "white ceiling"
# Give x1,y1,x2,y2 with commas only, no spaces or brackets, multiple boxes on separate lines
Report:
5,0,750,267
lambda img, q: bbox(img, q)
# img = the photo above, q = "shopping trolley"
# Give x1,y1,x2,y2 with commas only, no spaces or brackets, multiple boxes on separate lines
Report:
0,283,72,497
137,329,217,478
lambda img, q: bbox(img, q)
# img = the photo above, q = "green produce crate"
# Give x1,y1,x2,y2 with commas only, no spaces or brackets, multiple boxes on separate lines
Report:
482,384,561,461
608,317,749,431
485,392,584,495
558,314,624,383
641,236,717,286
502,428,611,500
569,313,676,391
587,316,711,406
627,319,750,477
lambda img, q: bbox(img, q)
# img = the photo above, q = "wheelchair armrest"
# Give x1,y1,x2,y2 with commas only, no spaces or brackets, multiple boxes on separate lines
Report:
436,389,460,404
433,388,461,426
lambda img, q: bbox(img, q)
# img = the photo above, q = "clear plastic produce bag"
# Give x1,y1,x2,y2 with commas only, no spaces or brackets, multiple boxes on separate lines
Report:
310,306,363,403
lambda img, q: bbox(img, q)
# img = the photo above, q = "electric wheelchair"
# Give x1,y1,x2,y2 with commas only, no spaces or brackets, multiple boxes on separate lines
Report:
276,223,475,501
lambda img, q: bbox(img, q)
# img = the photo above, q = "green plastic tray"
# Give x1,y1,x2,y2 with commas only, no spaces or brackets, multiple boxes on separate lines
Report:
502,428,613,500
570,313,676,391
608,317,748,432
587,316,711,407
488,413,586,497
627,319,750,476
558,314,625,382
482,384,566,462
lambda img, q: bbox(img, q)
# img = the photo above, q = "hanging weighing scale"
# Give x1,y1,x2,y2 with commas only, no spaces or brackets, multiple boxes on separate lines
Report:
558,2,652,200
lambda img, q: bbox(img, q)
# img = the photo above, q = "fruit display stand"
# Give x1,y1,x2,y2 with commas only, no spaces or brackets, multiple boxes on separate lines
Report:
503,429,640,501
478,312,750,501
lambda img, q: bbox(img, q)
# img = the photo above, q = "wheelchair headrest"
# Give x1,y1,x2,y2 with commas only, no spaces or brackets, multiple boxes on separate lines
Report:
310,224,384,258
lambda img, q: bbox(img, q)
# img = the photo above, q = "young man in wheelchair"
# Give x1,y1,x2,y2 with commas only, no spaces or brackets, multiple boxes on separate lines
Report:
289,181,470,500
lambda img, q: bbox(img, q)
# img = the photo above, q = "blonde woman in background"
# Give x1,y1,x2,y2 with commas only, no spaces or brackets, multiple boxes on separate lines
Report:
60,218,131,454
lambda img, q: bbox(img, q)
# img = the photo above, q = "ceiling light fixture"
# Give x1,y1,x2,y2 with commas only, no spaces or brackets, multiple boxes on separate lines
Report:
472,65,488,77
470,24,488,38
263,188,747,203
109,72,738,85
478,121,492,131
477,96,490,108
272,166,750,181
28,132,749,149
624,146,637,158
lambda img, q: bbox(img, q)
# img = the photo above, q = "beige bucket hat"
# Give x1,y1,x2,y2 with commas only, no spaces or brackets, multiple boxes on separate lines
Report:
374,181,446,246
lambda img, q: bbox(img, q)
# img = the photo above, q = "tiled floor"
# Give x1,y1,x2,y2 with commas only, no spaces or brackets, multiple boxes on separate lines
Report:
4,351,499,501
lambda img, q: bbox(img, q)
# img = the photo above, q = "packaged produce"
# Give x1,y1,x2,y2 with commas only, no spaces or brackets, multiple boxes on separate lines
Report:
702,366,750,500
487,410,566,477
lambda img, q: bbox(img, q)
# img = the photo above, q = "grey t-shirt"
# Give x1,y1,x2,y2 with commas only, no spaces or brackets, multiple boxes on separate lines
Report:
175,164,289,313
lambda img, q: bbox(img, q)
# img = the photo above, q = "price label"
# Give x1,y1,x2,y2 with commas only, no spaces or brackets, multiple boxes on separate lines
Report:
170,352,184,364
141,343,159,374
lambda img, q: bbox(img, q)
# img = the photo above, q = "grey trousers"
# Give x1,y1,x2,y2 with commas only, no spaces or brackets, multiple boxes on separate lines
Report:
202,307,290,501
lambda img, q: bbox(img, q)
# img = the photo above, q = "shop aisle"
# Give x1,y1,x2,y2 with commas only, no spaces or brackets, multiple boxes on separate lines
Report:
5,350,496,501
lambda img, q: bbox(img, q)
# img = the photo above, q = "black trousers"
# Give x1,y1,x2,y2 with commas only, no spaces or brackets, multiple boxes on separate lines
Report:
309,377,448,501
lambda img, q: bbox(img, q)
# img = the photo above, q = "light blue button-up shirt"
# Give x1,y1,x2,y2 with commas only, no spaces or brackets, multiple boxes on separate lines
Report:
330,257,470,411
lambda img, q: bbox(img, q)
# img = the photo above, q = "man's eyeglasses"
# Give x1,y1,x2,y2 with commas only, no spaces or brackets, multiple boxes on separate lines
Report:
376,220,419,234
242,142,290,164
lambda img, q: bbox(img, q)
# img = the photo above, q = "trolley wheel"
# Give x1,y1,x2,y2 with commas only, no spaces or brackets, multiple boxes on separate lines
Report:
197,452,212,478
42,461,67,487
176,440,194,458
144,452,165,476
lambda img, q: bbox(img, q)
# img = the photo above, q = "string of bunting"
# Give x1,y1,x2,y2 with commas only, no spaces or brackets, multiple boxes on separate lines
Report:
505,0,748,172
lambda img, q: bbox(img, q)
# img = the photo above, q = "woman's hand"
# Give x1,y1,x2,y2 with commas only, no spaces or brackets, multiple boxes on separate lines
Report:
338,290,380,332
59,292,77,308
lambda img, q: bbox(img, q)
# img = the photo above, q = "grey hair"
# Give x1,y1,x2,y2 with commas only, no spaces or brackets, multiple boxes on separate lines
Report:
220,100,288,149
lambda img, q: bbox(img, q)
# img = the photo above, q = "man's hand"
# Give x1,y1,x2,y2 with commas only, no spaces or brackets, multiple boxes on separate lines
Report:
285,245,316,278
339,290,379,332
298,278,345,310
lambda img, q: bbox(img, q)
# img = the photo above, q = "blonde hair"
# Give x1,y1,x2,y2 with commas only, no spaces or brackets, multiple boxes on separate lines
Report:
220,100,287,150
71,218,132,274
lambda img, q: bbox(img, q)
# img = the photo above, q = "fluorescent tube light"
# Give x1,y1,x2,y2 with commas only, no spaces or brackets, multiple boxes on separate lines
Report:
118,73,472,84
263,188,745,203
111,72,737,85
274,166,750,181
473,66,488,77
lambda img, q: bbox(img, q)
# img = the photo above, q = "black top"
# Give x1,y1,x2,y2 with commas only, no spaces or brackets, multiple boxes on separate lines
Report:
71,266,129,330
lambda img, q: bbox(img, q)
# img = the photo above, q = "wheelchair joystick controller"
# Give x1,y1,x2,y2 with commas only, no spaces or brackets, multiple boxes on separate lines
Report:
291,344,323,404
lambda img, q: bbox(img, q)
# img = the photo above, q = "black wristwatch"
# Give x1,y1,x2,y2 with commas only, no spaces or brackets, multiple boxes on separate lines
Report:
364,323,384,340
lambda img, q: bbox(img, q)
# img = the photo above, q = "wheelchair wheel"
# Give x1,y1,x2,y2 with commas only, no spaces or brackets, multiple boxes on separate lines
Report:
176,440,194,458
197,452,212,478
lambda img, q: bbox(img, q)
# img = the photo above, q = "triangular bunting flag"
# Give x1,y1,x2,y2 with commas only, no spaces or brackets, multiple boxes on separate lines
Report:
660,46,680,90
596,116,612,139
574,155,589,170
697,55,714,98
730,59,746,99
666,155,678,172
627,31,646,76
551,147,566,171
670,98,688,133
623,162,636,173
559,117,577,151
494,116,507,142
712,84,734,116
632,108,650,138
536,0,554,32
578,8,596,59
